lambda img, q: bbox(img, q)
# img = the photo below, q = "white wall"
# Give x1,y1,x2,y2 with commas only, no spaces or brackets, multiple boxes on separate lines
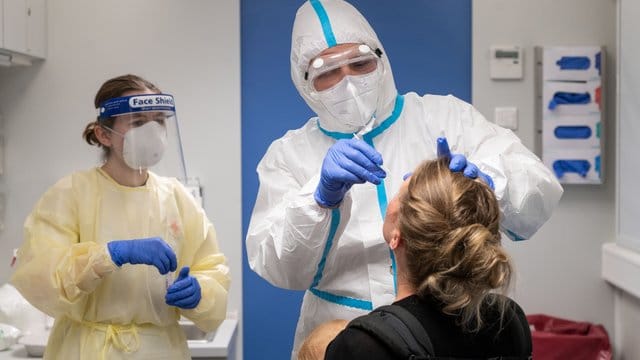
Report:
473,0,616,338
0,0,242,358
614,291,640,358
618,0,640,254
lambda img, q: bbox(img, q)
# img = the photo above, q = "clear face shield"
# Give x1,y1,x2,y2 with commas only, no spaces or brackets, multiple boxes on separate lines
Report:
306,44,384,135
97,94,188,182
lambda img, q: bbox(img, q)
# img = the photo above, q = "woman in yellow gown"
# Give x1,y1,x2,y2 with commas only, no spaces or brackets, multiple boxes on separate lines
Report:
11,74,229,359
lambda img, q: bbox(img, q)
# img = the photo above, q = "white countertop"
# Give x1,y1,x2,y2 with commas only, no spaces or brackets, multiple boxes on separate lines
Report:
0,346,32,359
0,319,238,359
189,319,238,358
602,242,640,299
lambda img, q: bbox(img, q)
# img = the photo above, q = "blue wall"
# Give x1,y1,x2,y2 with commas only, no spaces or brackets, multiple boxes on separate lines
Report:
241,1,471,359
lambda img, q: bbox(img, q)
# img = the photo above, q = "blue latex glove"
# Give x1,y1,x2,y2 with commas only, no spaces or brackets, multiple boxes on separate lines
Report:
436,137,495,190
314,139,386,207
107,237,177,275
165,266,201,309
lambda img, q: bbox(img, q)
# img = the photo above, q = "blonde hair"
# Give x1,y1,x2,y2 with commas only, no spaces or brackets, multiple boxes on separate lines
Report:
399,157,512,332
298,319,348,360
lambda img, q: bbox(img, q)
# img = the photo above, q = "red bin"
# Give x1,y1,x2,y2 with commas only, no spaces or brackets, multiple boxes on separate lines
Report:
526,314,612,360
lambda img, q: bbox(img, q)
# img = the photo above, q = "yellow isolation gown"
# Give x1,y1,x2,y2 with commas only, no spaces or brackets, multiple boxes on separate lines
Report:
11,167,229,359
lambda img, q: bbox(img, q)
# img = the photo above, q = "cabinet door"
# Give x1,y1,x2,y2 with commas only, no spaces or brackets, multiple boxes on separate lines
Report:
3,0,28,54
0,0,4,48
26,0,45,58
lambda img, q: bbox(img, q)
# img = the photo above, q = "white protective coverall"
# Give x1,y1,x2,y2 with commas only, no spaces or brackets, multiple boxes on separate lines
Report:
246,0,563,357
11,168,229,360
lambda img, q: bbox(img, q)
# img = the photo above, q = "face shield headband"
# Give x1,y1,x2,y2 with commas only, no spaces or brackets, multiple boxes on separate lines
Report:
97,94,176,121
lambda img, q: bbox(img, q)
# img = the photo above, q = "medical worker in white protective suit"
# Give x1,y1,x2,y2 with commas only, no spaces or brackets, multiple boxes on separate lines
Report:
11,74,229,360
246,0,563,357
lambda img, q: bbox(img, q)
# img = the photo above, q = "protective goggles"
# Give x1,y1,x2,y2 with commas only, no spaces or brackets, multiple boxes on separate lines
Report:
97,94,176,121
305,44,382,92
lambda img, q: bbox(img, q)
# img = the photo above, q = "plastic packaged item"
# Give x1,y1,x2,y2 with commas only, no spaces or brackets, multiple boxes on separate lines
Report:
556,56,591,70
543,148,602,184
0,323,21,350
166,271,176,290
548,92,591,110
554,125,592,139
0,284,47,335
553,159,591,178
18,330,48,357
542,80,601,117
543,46,603,81
542,114,601,150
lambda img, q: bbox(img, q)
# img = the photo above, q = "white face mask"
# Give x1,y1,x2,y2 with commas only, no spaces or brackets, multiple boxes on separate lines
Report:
317,69,382,133
111,121,168,170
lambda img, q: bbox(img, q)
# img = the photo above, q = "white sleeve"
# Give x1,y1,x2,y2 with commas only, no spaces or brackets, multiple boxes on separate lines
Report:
441,96,564,240
245,143,352,290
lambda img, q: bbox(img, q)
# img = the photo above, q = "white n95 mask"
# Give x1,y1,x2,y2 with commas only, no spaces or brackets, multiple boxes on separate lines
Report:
121,121,168,170
317,69,382,133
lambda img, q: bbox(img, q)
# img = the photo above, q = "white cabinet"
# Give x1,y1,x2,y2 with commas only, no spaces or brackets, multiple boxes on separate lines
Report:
0,1,4,48
3,0,28,55
26,0,46,58
1,0,47,59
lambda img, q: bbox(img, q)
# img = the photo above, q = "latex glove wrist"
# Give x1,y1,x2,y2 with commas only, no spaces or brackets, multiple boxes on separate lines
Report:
314,181,350,208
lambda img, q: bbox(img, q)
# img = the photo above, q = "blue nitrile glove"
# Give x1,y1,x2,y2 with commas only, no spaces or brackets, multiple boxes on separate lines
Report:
107,237,177,275
165,266,201,309
436,137,495,190
314,139,387,207
548,91,591,110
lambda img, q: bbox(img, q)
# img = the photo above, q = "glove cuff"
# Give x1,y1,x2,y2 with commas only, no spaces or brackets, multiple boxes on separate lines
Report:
106,242,124,267
314,187,343,208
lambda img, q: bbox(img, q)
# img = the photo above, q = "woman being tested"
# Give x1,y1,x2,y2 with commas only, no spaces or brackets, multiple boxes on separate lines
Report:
11,74,229,359
325,157,532,359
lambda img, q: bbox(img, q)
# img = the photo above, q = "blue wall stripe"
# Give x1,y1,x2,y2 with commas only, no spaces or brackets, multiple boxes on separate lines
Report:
309,0,338,47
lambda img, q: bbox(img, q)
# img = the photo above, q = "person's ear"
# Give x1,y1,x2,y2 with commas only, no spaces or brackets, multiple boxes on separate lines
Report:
388,229,402,250
94,124,113,148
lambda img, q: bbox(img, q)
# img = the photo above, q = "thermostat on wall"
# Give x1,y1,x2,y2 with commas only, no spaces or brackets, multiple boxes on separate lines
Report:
490,45,523,80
